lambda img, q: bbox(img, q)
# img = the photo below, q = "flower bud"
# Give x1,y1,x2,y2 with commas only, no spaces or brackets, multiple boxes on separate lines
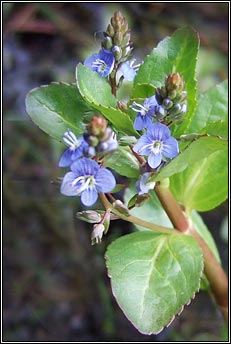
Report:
91,224,105,245
113,32,123,45
106,24,114,36
76,210,102,223
87,116,108,137
102,36,113,50
121,32,131,47
166,72,185,91
84,134,99,147
112,45,122,60
162,98,173,109
119,135,137,146
113,200,130,216
154,72,187,124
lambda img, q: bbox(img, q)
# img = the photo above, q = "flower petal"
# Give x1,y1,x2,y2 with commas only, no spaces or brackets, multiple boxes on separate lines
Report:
81,188,98,206
148,152,162,169
162,137,179,158
147,122,171,141
60,172,79,196
119,61,136,81
134,113,153,130
59,149,73,167
95,168,116,193
133,135,152,156
84,53,100,70
71,158,99,176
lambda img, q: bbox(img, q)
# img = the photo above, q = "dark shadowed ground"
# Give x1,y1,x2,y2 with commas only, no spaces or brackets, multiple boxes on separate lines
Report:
3,2,228,342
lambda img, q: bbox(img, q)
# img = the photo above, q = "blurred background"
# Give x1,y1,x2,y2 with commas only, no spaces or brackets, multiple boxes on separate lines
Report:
2,2,228,342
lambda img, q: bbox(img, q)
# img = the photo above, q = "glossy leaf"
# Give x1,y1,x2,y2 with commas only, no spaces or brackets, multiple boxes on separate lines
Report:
133,28,199,136
106,231,203,334
131,83,156,98
199,120,228,139
170,147,228,211
149,136,227,182
25,83,92,140
76,64,136,135
104,147,140,178
188,80,228,133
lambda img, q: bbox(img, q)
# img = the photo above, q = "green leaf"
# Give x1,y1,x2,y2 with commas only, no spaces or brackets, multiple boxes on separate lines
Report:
131,83,156,98
124,186,173,229
25,83,92,140
199,120,228,139
170,146,228,211
188,80,228,133
150,136,227,182
133,28,199,136
76,64,137,135
104,146,140,178
106,231,203,335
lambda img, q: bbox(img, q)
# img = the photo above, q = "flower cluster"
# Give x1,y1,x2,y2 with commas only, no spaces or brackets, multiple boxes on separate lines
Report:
155,72,187,123
57,12,184,244
83,11,140,83
129,74,184,195
59,117,117,207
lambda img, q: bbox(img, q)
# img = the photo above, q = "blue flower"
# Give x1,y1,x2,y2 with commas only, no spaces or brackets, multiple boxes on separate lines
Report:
130,96,158,130
60,158,116,206
136,172,156,195
84,49,115,77
117,59,140,82
133,122,179,169
59,130,88,167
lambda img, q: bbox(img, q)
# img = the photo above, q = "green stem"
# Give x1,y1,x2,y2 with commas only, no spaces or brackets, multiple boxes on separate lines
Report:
99,193,173,234
154,182,228,323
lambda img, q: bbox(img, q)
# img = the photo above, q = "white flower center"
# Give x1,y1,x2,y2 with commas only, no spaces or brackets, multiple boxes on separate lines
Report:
71,175,96,195
152,140,163,154
63,130,82,151
92,58,107,72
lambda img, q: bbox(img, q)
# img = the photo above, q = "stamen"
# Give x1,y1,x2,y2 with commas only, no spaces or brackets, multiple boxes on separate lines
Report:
62,130,81,150
71,175,96,194
130,101,147,113
152,140,163,154
92,59,107,72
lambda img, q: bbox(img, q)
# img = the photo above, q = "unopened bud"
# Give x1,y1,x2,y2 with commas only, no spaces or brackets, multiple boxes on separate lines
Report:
87,116,108,136
84,134,99,147
102,36,113,50
166,72,185,91
121,32,131,47
117,101,127,112
113,200,130,216
112,45,122,60
119,135,137,145
106,24,114,36
114,32,123,45
91,224,105,245
162,98,173,109
76,210,102,223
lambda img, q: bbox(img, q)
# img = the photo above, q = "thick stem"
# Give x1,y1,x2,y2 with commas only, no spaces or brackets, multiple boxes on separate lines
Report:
155,181,189,232
154,182,228,322
109,73,117,97
187,228,228,309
